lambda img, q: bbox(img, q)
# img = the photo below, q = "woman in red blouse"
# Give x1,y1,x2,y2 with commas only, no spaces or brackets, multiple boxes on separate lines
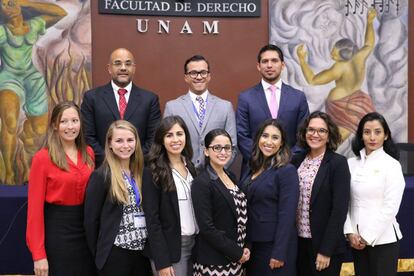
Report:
26,101,95,276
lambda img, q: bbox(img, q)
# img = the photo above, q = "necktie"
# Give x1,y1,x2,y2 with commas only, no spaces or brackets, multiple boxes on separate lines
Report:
196,96,206,128
118,88,127,119
268,85,278,119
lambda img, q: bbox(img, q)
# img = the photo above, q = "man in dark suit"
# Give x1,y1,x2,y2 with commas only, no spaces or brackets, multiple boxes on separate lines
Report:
81,48,161,166
236,44,309,178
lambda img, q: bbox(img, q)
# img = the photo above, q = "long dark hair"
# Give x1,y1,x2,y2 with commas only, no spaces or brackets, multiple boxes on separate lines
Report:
250,119,291,174
352,112,399,160
146,116,195,192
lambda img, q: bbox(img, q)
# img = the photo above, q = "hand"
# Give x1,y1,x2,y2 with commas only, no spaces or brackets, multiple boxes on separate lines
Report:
34,258,48,276
347,233,366,250
367,8,377,23
297,44,307,60
158,266,175,276
269,258,284,270
315,253,330,271
238,248,250,263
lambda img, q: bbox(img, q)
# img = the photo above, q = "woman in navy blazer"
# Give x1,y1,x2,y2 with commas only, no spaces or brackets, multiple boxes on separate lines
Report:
291,111,350,276
242,119,299,276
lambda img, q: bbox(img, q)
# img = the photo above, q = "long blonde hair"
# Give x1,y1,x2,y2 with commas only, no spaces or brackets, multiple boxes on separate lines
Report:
104,120,144,205
45,101,94,170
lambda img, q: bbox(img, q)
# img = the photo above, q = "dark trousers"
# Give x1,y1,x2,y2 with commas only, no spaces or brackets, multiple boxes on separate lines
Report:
352,241,400,276
99,246,152,276
297,237,343,276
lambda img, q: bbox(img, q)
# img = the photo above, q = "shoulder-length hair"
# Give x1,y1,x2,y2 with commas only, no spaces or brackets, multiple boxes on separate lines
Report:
146,116,194,192
297,111,342,151
250,119,291,174
103,120,144,204
352,112,399,160
45,101,94,171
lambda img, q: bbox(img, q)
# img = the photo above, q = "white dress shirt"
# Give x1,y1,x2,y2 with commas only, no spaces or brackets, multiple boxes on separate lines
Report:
111,81,132,109
344,147,405,246
261,78,282,110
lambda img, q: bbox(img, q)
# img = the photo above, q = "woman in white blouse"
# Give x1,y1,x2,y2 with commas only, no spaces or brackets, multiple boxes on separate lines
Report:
143,116,198,276
345,112,405,276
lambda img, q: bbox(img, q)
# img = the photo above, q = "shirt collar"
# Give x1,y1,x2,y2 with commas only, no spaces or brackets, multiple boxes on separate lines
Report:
189,90,209,102
360,146,385,160
261,78,282,92
111,81,132,94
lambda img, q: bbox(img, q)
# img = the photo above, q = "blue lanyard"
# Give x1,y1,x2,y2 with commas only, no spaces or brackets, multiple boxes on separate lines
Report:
122,171,140,206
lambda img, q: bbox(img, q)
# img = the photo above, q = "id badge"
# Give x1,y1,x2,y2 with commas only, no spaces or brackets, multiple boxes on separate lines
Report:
134,213,146,229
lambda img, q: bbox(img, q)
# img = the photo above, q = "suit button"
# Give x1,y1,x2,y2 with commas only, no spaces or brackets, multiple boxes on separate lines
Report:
309,209,312,213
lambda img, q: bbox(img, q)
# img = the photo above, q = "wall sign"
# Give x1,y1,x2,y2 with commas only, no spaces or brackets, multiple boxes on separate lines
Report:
99,0,261,17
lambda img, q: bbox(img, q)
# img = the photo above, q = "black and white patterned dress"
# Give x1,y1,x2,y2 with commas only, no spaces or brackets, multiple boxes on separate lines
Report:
193,185,247,276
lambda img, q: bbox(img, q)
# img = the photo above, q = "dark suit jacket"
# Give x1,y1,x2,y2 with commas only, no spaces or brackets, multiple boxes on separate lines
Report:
142,166,196,271
83,165,149,270
81,82,161,166
291,150,350,257
236,82,309,178
191,165,244,265
243,164,299,262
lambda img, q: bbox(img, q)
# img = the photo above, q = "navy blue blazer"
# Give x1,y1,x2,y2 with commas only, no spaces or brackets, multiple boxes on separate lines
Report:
81,82,161,166
243,164,299,262
291,150,350,257
236,82,309,176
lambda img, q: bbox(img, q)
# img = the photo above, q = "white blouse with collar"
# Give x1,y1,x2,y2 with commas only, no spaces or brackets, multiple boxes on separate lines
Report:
344,147,405,246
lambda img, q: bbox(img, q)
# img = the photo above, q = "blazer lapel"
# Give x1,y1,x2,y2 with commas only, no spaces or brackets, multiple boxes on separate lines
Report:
277,83,288,118
102,84,120,120
200,94,217,134
255,84,272,119
123,85,140,120
247,168,272,202
310,151,333,206
182,94,201,134
212,178,238,219
169,190,180,221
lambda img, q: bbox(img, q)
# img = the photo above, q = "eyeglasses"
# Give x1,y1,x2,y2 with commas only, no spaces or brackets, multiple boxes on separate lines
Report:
208,144,233,153
111,61,135,68
306,127,329,136
186,70,209,79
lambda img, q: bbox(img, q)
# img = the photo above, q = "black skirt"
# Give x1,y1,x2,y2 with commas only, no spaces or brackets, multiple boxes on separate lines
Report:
44,203,96,276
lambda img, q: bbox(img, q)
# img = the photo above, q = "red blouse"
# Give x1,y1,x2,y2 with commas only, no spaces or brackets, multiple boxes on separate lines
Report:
26,147,94,261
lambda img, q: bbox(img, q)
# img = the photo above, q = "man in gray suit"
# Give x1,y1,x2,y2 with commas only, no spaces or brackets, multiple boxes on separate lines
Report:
164,55,237,169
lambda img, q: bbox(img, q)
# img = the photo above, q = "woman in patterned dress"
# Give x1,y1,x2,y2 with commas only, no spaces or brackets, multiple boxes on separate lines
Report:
242,119,299,276
84,120,152,275
291,111,350,276
192,129,249,276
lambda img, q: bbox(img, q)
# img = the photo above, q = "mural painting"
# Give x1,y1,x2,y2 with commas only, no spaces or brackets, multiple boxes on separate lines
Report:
269,0,408,155
0,0,92,185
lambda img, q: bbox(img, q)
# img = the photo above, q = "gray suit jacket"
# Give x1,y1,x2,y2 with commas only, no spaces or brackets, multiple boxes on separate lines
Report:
164,92,237,168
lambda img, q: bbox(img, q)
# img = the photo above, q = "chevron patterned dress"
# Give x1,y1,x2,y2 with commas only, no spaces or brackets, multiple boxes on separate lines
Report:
193,185,247,276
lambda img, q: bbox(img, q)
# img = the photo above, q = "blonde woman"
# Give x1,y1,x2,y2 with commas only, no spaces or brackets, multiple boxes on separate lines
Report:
26,101,95,276
84,120,151,275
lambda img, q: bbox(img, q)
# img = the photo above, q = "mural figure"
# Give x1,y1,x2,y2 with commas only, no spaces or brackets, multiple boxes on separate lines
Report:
296,9,377,141
0,0,67,184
